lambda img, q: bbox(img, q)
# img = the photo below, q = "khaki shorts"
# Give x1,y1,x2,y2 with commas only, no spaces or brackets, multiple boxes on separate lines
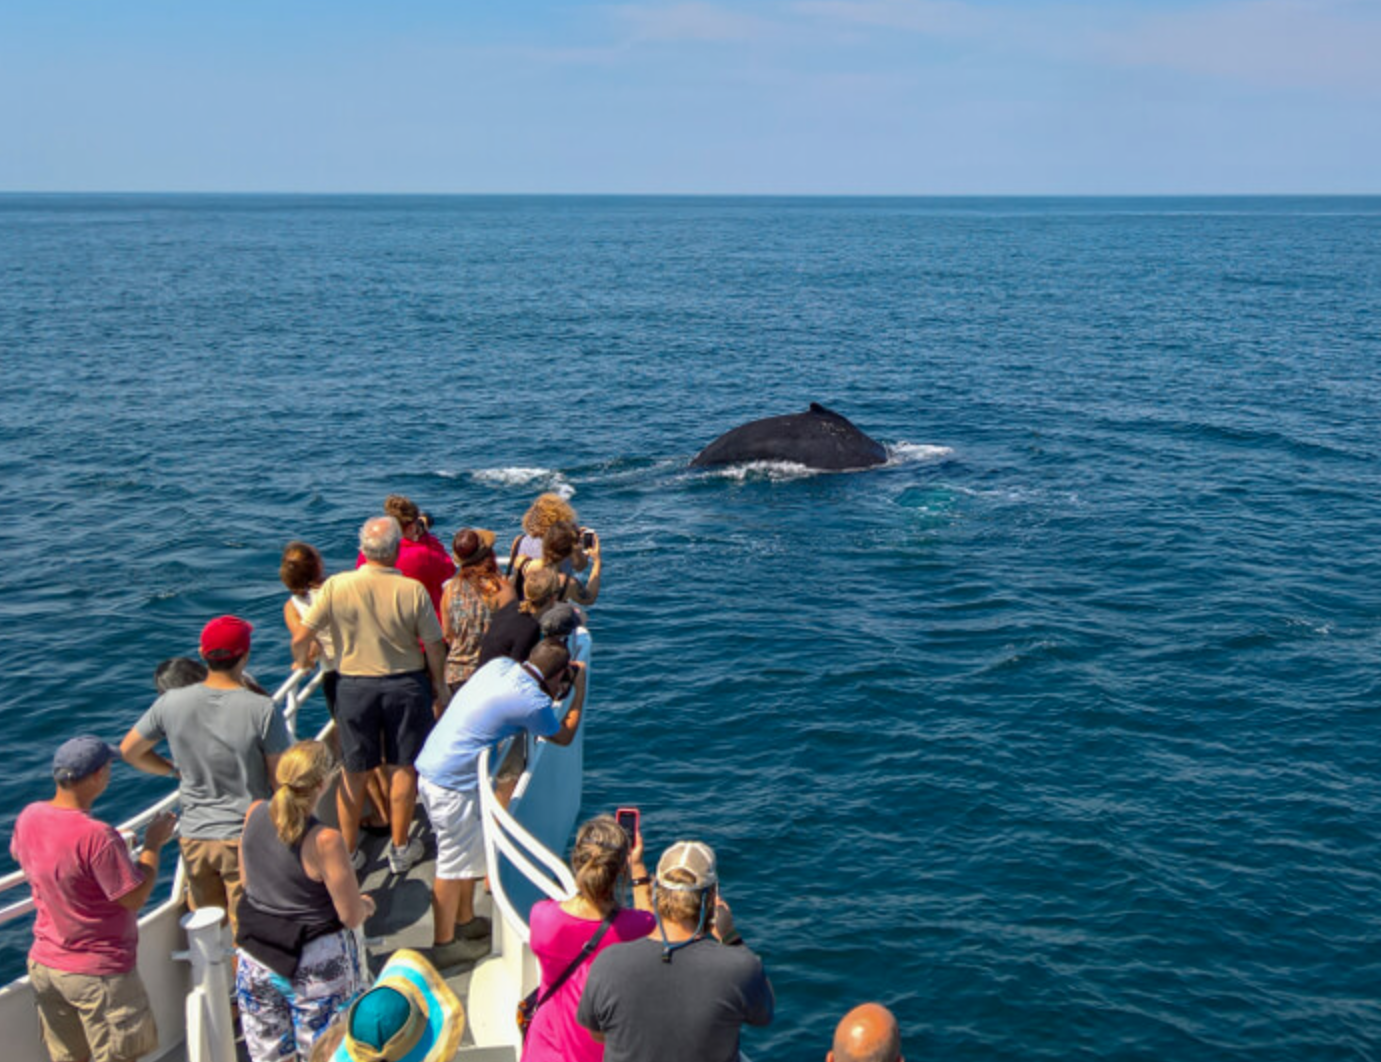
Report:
27,961,158,1062
179,837,242,930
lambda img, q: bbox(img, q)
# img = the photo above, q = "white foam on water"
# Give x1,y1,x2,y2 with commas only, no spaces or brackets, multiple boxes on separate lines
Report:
470,467,576,499
709,460,818,483
886,442,954,465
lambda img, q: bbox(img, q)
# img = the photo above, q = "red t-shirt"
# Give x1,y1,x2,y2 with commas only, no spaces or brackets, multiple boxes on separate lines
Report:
10,802,144,975
356,533,456,620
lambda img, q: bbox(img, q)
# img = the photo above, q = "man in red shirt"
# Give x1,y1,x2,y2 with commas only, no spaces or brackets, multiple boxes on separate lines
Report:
11,736,177,1062
356,494,455,619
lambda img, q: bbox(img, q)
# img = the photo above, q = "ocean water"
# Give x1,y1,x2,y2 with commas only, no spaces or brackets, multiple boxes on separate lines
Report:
1,195,1379,1061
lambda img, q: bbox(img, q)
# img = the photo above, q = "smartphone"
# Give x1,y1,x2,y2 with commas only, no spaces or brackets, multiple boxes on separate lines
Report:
582,529,595,549
615,807,640,845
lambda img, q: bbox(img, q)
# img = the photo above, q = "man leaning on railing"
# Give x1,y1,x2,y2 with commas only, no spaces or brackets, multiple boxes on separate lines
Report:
413,638,586,972
10,736,177,1062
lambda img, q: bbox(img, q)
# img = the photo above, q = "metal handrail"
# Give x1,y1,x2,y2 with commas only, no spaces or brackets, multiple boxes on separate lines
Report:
0,664,327,926
476,743,578,947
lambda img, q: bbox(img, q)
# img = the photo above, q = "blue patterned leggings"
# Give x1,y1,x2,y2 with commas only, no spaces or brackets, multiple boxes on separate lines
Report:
236,930,364,1062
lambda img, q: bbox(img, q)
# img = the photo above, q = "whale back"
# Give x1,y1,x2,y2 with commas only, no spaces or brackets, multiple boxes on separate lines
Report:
691,404,888,470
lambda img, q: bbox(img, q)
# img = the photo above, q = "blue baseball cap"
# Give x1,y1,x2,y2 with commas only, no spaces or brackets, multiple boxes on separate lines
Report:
53,736,119,784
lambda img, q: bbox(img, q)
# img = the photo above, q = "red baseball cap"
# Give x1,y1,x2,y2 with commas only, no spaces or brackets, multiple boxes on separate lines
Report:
200,615,253,659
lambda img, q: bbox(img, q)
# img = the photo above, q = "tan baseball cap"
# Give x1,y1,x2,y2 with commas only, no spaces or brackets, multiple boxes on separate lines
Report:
656,840,718,891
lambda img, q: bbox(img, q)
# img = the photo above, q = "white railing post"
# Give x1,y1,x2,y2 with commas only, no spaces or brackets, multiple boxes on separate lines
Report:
174,908,236,1062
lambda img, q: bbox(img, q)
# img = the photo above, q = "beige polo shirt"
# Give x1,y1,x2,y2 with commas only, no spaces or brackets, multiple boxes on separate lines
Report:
302,564,444,677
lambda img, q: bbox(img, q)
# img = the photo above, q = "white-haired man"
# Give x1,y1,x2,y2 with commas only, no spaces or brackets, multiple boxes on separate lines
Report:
577,840,774,1062
295,515,448,874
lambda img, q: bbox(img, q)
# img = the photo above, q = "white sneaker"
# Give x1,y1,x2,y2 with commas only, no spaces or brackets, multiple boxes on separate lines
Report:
350,848,367,873
388,837,425,875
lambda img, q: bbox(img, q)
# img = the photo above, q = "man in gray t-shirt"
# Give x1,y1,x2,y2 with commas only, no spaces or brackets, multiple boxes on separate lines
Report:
121,616,291,930
578,840,774,1062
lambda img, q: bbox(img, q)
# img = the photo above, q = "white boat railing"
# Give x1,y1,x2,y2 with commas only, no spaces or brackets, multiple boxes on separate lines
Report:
467,627,589,1052
0,663,331,1062
0,665,324,930
2,641,589,1060
478,744,578,946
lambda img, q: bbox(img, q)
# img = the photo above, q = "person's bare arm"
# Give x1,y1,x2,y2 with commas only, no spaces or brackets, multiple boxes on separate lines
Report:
544,664,586,747
120,728,177,778
284,600,321,670
629,828,653,913
425,638,449,717
115,811,177,911
439,583,457,642
290,621,320,670
311,827,374,929
569,535,602,605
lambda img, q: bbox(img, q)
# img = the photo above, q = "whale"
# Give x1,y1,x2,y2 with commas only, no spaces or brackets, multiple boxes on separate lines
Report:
691,403,889,471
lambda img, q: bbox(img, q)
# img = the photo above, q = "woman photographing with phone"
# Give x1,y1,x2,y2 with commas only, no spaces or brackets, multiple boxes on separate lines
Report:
512,521,603,608
521,814,653,1062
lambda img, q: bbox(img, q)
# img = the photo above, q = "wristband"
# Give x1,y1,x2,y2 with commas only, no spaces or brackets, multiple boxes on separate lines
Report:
630,875,651,887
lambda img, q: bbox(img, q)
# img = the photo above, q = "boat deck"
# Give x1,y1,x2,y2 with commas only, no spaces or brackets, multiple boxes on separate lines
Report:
357,822,514,1061
162,820,514,1062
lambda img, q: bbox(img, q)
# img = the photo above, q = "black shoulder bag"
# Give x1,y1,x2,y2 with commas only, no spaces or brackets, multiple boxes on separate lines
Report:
516,911,615,1040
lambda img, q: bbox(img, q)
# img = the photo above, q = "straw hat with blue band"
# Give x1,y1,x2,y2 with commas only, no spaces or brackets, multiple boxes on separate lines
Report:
322,949,463,1062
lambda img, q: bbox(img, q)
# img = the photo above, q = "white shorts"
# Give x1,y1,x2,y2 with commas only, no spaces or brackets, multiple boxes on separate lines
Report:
418,776,487,881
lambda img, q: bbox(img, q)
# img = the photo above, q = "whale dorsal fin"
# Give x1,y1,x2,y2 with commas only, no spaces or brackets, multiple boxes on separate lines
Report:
809,402,841,418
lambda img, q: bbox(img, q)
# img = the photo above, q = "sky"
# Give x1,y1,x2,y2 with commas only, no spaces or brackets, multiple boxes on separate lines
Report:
1,0,1378,193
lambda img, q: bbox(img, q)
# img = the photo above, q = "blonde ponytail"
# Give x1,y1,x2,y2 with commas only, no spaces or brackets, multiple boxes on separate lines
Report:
269,740,336,847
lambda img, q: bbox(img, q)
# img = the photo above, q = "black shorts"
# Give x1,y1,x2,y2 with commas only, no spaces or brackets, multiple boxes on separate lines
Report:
322,670,340,719
336,671,433,772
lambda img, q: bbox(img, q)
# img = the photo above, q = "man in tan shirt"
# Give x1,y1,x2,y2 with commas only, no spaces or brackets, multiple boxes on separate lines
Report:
296,515,448,875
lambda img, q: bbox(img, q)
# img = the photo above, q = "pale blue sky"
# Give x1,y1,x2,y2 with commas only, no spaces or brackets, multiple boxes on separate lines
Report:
2,0,1378,193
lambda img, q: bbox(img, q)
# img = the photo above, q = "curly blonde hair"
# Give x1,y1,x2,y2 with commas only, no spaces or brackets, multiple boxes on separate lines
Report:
522,493,578,539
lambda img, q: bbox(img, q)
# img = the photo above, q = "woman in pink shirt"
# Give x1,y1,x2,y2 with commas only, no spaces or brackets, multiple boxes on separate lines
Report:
523,816,655,1062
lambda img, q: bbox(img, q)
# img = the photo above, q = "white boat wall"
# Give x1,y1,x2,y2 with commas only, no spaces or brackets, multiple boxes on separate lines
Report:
0,628,591,1062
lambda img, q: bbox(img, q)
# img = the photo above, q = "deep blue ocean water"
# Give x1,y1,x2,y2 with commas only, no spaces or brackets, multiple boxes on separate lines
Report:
1,195,1379,1061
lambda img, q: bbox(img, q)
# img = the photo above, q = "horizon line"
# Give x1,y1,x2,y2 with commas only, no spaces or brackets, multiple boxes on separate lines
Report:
2,190,1380,199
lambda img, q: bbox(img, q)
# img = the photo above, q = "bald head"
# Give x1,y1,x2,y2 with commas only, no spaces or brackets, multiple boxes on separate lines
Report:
828,1003,902,1062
